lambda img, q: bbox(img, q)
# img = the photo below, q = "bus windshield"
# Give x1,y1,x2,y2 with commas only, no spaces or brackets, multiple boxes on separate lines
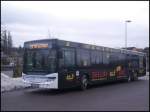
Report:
23,49,56,74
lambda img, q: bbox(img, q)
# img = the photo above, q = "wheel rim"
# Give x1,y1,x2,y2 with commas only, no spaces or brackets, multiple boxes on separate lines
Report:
134,73,137,77
134,73,138,80
128,75,131,82
82,76,87,89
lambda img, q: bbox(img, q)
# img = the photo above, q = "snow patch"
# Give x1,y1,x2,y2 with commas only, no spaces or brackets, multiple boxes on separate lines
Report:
138,72,149,80
1,73,30,93
139,75,149,80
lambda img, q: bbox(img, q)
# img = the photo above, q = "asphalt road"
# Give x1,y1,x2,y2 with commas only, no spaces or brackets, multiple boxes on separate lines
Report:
1,78,149,111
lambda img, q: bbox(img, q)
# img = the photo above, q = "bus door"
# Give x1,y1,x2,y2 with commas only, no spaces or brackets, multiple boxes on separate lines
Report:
58,47,77,88
139,55,146,76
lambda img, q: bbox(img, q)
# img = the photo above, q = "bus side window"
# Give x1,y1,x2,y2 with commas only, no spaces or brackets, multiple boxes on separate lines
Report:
103,52,109,65
110,52,115,64
64,50,75,67
77,49,90,67
59,48,75,68
143,56,146,68
58,51,63,59
139,56,143,68
91,50,96,65
99,51,103,64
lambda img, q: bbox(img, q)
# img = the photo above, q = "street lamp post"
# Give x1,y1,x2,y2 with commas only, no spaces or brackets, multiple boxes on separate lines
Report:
125,20,131,49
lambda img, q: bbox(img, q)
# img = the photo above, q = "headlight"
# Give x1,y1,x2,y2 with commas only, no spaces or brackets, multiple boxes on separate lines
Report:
46,77,56,81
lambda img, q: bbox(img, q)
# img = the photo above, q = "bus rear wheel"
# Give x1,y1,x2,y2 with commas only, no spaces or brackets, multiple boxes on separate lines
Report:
133,72,138,81
80,75,88,91
126,71,133,82
127,74,132,82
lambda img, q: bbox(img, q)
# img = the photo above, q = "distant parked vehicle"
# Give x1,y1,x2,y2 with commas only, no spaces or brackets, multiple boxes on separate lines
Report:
22,39,146,90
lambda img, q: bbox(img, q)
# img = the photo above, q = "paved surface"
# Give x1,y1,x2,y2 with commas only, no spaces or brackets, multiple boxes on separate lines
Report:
1,78,149,111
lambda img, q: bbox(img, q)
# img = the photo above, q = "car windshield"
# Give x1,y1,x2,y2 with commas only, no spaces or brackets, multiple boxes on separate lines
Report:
23,49,56,74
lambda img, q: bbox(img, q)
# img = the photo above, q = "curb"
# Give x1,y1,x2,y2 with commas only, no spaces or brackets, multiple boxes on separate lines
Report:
1,86,31,93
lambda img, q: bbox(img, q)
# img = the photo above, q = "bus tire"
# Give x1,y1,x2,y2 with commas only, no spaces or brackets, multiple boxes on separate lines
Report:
133,72,138,81
127,74,132,82
80,75,88,91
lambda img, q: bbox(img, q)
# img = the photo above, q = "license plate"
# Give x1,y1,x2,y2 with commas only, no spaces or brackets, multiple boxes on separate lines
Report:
31,84,39,88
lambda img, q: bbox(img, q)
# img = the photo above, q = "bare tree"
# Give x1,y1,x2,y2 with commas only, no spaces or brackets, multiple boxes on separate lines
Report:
7,31,13,55
1,28,4,52
1,24,13,55
3,30,8,54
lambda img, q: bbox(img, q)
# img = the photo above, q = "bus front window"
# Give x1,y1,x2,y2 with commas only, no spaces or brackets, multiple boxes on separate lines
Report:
24,49,56,74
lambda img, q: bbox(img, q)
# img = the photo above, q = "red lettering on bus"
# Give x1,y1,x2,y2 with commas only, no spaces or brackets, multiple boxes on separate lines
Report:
92,71,109,80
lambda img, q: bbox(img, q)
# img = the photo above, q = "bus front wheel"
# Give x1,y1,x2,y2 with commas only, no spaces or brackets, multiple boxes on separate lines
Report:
80,75,88,90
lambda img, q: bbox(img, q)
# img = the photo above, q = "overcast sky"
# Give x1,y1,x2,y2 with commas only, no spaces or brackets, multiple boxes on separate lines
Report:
1,1,149,48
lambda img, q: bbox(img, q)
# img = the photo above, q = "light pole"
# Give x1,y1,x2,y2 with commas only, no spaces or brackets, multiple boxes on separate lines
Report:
125,20,131,49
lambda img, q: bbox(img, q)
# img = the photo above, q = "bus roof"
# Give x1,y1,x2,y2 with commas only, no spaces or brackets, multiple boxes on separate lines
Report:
24,38,146,56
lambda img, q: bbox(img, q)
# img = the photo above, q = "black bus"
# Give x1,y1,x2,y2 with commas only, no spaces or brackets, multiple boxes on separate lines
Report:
22,39,146,90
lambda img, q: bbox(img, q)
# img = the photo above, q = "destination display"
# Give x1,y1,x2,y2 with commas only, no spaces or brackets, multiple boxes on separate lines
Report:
30,44,48,48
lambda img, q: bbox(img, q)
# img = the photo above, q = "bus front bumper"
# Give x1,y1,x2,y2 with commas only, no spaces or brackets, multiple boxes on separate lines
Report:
22,73,58,89
30,82,58,89
23,80,58,89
